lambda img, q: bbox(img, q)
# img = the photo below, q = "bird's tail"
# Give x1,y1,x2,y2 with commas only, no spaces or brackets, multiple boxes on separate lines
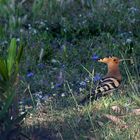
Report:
79,90,102,105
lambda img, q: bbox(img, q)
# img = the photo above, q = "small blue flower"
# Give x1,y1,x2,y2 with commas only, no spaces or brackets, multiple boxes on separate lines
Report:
55,83,62,88
92,54,99,61
27,72,34,78
37,63,45,69
80,81,87,87
62,64,65,68
94,73,101,82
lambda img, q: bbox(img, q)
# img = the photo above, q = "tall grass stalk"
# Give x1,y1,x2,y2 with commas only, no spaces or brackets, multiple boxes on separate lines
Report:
66,81,78,107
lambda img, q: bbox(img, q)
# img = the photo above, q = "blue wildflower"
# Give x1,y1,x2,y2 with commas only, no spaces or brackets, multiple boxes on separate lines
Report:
80,81,87,87
37,63,45,69
27,72,34,78
92,54,99,61
55,83,62,88
94,73,101,82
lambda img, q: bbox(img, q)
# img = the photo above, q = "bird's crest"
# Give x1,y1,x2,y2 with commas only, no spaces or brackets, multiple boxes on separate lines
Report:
98,56,120,64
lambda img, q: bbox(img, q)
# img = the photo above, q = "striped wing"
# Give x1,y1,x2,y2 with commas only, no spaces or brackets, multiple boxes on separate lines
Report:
80,77,120,105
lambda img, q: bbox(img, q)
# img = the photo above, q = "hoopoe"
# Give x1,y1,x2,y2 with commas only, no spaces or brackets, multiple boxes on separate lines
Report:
80,56,125,105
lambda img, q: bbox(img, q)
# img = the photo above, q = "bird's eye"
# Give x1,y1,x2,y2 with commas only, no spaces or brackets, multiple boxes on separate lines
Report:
113,59,116,61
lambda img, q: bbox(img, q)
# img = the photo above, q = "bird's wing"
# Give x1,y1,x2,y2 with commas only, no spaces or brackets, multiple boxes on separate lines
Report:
79,77,121,105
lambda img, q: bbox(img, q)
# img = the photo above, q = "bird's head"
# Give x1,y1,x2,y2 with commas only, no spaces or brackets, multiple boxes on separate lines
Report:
97,56,132,81
98,56,120,66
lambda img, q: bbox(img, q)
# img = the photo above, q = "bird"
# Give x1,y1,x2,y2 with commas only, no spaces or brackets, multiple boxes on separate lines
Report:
80,56,123,105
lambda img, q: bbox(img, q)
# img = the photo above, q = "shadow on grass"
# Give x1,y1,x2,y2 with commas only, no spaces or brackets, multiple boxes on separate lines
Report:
22,97,97,140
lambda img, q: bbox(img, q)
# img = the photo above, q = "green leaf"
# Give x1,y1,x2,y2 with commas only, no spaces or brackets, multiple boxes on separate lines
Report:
0,57,9,80
7,38,17,77
16,45,23,64
0,91,15,119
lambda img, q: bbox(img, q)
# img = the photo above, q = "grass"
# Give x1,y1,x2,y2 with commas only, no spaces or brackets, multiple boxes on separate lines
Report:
23,94,140,140
0,0,140,139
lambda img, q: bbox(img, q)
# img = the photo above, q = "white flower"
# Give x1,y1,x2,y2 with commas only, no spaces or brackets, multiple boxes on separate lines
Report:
85,77,90,82
51,82,54,89
129,7,139,13
126,38,132,44
61,93,65,97
79,88,84,92
16,38,20,42
40,21,45,25
33,29,37,34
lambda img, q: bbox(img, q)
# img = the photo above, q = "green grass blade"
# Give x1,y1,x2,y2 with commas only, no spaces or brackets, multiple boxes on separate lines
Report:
7,38,17,77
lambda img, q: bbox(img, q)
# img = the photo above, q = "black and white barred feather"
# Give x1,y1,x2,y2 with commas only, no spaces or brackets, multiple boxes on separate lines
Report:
79,77,121,105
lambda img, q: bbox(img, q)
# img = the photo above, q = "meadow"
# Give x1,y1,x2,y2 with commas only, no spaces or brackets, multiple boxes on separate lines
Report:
0,0,140,140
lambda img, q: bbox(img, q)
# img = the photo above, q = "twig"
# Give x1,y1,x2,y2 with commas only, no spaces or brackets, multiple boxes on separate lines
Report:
103,114,128,129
